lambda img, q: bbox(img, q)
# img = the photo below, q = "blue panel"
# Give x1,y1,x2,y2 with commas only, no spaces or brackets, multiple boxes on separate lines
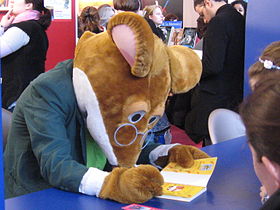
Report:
244,0,280,96
161,21,183,28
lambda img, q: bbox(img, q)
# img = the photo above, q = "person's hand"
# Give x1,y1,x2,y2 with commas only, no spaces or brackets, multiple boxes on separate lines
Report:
168,145,210,168
0,9,15,28
154,145,211,169
99,165,163,203
260,185,269,204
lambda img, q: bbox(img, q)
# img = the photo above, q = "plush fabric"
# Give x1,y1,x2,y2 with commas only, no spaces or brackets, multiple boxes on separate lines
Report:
72,12,208,203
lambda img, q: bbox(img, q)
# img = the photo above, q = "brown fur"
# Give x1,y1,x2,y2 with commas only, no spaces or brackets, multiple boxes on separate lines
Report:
73,12,204,203
100,165,164,203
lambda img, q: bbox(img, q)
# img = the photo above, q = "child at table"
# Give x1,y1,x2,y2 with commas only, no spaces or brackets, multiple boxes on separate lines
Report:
248,41,280,90
239,44,280,209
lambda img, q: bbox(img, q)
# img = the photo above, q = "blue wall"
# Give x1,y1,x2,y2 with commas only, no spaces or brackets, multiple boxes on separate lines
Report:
244,0,280,96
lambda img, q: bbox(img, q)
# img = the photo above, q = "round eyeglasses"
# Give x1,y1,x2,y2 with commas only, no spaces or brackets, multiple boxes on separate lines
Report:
113,123,151,149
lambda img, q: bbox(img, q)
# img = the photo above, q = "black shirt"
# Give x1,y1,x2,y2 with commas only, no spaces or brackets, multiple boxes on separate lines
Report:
2,20,49,109
145,18,166,42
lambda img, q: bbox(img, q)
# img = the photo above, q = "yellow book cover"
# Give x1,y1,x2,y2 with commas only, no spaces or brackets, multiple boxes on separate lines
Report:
158,157,217,202
162,157,217,175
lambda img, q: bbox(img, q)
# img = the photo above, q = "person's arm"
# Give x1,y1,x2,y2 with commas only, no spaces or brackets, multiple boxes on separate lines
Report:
0,26,30,58
17,69,89,193
201,18,228,79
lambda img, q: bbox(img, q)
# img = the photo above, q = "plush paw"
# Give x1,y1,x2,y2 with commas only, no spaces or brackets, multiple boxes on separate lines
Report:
99,165,164,203
168,145,210,168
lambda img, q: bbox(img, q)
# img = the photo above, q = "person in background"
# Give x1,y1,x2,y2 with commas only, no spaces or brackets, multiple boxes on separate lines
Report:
78,6,102,38
97,4,115,30
186,0,245,145
0,0,51,112
231,0,247,17
164,13,178,21
143,4,165,41
240,73,280,210
113,0,140,13
194,16,208,50
142,4,171,144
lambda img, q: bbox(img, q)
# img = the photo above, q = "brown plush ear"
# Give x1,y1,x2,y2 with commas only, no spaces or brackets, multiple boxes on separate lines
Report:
75,31,96,58
107,12,154,77
167,45,202,94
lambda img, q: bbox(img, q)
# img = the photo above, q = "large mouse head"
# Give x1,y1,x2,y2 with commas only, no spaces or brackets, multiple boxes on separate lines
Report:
73,12,202,168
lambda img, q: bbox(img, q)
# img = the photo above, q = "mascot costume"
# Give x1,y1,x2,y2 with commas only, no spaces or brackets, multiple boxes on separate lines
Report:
4,12,209,204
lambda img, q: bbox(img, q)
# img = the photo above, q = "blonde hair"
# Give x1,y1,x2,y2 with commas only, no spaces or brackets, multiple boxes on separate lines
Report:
143,5,162,19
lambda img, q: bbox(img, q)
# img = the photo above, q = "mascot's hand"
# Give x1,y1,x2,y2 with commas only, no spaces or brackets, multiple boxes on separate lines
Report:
154,145,210,169
168,145,210,168
99,165,164,204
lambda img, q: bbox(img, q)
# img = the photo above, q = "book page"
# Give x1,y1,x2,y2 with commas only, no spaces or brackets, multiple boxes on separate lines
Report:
161,157,217,187
162,183,205,198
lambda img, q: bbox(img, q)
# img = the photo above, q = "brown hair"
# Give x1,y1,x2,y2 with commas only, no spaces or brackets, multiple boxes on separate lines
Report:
165,13,179,21
78,6,100,38
113,0,141,12
240,74,280,163
143,5,162,19
248,41,280,87
26,0,52,30
193,0,226,7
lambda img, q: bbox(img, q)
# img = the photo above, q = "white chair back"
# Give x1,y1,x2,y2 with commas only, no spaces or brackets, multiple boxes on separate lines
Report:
208,108,246,144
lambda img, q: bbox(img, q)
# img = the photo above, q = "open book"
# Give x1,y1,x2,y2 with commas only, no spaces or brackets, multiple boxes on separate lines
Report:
157,157,217,202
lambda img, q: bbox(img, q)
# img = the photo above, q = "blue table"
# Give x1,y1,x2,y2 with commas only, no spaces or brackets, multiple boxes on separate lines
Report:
5,136,262,210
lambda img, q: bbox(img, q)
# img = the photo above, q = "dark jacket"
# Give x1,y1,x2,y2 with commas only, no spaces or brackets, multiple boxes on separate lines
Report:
2,20,49,109
260,189,280,210
185,4,245,143
4,60,159,198
146,18,166,41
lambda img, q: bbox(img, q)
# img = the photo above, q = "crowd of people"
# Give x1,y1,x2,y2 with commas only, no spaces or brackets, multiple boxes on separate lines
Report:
2,0,280,208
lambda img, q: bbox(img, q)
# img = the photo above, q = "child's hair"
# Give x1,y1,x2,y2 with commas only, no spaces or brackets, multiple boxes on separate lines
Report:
165,13,178,21
143,5,162,19
98,4,115,28
113,0,141,12
78,6,100,38
26,0,52,30
248,41,280,89
240,73,280,163
231,0,247,17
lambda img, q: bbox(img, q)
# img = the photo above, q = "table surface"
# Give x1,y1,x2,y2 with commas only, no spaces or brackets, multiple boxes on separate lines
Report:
5,136,262,210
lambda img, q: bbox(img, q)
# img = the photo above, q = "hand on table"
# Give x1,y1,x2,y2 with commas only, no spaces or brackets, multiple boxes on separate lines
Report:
99,165,164,203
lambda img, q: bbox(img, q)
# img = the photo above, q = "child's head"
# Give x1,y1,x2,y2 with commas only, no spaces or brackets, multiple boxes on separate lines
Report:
231,0,247,17
143,5,164,26
248,41,280,90
240,73,280,196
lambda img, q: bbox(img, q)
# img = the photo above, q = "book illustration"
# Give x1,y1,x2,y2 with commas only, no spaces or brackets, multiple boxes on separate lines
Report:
162,157,217,175
179,27,197,48
158,157,217,202
167,27,184,46
163,183,205,198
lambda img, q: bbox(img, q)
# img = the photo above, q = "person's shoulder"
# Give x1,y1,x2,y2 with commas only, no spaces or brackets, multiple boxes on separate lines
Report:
12,20,37,28
32,60,74,88
11,20,42,34
211,5,243,26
